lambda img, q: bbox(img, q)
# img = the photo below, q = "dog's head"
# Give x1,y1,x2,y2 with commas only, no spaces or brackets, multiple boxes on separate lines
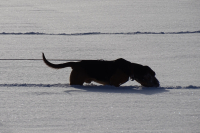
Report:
130,64,160,87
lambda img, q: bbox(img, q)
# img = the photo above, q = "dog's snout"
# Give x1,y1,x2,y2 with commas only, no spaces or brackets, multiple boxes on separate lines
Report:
135,74,160,87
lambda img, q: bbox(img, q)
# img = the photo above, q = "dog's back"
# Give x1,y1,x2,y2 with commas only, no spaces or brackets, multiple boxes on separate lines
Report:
77,58,131,82
78,60,117,82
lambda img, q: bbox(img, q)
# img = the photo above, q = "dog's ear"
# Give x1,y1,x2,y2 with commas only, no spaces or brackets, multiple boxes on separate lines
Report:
143,66,156,76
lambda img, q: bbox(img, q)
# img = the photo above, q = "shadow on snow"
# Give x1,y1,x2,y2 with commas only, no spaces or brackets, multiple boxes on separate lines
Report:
0,83,199,95
67,84,200,95
65,85,168,95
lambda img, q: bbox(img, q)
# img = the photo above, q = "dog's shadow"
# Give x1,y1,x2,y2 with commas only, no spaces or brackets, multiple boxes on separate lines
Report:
64,84,169,95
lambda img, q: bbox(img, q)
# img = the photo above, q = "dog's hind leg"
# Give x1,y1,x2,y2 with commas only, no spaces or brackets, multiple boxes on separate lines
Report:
69,68,88,86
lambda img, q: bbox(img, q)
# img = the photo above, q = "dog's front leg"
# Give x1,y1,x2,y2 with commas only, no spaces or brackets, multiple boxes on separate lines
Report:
110,69,129,87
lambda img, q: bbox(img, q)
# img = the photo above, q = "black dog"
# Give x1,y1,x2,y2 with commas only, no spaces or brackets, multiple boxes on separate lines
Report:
42,53,159,87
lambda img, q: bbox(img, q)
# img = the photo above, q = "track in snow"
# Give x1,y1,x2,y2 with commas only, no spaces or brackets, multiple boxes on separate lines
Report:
0,30,200,36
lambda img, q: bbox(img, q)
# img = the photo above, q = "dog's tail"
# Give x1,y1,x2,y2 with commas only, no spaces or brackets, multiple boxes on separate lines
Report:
42,53,75,69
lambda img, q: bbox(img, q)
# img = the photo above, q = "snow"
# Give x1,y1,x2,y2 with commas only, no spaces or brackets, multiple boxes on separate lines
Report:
0,0,200,132
1,86,200,133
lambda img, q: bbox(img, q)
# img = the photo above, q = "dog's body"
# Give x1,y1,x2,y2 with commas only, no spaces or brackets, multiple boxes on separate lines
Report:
42,53,159,87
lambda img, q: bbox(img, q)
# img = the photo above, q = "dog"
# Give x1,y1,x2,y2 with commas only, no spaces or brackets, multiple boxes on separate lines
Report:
42,53,159,87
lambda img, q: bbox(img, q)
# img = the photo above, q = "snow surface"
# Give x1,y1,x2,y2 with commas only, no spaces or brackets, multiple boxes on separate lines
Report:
0,0,200,133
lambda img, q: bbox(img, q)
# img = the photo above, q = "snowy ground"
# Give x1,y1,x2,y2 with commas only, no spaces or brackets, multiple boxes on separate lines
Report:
0,0,200,133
